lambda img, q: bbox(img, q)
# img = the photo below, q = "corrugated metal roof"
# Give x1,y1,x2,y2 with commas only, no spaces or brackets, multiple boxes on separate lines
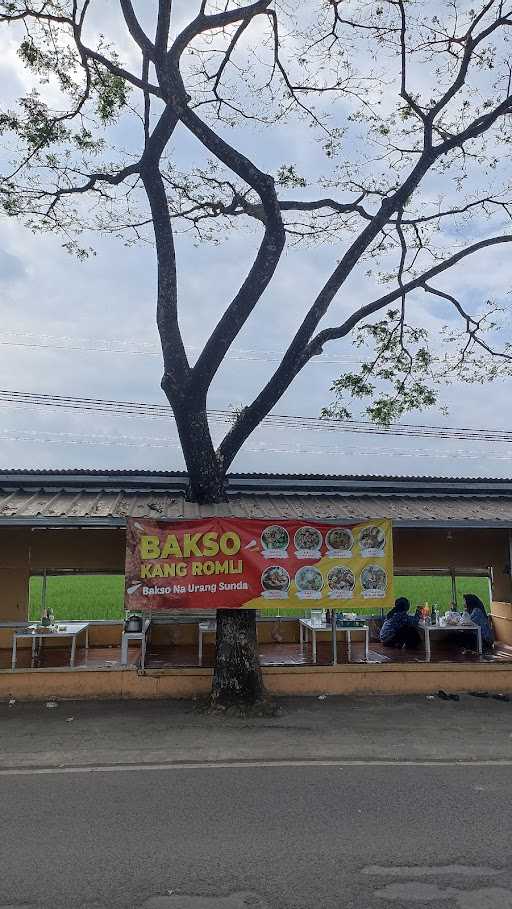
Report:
0,471,512,526
1,487,512,527
1,471,512,497
1,468,512,483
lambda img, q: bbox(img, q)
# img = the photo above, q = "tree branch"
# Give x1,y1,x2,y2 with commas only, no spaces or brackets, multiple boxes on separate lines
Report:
397,0,427,124
422,282,512,366
217,233,512,469
141,163,190,391
155,0,172,54
312,234,512,348
38,162,141,210
76,40,162,97
119,0,155,58
178,104,286,396
0,7,73,26
169,0,272,60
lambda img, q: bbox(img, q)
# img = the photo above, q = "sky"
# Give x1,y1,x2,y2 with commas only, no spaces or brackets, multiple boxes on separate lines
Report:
0,0,511,479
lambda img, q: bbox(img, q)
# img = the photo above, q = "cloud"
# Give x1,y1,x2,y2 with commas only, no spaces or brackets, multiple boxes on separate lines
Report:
0,247,25,283
0,3,511,478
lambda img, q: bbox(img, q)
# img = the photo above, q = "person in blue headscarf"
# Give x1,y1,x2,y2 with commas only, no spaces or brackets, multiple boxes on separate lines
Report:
463,593,495,650
380,597,421,649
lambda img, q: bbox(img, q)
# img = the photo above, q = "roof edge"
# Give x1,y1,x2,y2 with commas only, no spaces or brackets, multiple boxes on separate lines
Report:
1,469,512,497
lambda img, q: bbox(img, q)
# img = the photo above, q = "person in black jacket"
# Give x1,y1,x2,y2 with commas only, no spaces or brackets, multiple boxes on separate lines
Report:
463,593,495,650
380,597,421,649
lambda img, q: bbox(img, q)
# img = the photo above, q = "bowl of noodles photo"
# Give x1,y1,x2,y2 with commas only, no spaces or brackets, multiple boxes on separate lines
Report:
261,525,289,557
325,527,354,557
294,526,322,557
358,525,386,556
261,565,290,599
295,566,324,599
327,566,355,599
360,565,387,598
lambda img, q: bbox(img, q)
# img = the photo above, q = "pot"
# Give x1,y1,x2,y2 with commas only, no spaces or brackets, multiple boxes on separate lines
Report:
124,614,143,633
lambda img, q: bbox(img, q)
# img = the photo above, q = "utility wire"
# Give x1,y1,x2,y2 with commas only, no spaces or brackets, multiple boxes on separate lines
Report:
0,331,361,367
0,389,511,444
2,428,512,461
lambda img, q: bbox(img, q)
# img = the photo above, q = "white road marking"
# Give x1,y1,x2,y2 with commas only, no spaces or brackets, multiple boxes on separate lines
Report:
1,758,512,776
362,866,501,878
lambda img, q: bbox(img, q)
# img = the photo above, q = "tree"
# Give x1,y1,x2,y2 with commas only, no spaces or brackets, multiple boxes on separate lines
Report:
1,0,512,704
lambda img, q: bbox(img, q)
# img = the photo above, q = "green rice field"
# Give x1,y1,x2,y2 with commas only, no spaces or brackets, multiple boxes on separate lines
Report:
29,575,125,621
28,573,491,621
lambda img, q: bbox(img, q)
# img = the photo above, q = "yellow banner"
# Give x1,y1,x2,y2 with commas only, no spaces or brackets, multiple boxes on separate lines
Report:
125,517,394,611
242,518,394,610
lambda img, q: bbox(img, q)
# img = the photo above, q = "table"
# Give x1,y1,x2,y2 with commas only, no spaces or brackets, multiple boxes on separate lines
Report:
417,620,482,662
121,618,151,670
198,621,262,666
11,622,90,670
299,618,369,664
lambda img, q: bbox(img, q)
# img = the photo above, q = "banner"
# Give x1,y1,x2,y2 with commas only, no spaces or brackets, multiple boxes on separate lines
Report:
125,517,394,611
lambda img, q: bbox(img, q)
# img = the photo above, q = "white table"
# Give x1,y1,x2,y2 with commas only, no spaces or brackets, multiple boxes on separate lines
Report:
11,622,90,670
121,618,151,670
417,620,482,662
299,618,369,664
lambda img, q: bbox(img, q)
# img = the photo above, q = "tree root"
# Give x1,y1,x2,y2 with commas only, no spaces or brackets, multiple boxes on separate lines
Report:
194,695,281,718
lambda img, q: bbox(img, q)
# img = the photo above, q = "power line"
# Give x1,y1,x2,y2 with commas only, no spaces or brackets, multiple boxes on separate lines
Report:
0,331,361,367
0,388,511,444
2,428,512,461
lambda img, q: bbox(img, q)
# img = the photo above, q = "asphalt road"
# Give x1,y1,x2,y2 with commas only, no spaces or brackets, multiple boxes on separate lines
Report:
3,762,512,909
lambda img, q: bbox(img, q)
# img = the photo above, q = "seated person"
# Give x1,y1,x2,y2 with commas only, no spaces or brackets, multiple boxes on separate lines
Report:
463,593,495,650
380,597,421,649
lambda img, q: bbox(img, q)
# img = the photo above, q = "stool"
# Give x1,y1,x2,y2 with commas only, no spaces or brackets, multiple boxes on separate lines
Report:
121,618,151,669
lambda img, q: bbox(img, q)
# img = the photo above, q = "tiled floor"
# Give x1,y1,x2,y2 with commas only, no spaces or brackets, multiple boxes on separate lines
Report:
1,645,138,671
155,641,511,669
2,640,512,671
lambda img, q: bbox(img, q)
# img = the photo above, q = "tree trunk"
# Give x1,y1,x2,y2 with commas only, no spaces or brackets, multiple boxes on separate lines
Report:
169,402,265,705
211,609,264,706
148,143,264,705
168,399,228,504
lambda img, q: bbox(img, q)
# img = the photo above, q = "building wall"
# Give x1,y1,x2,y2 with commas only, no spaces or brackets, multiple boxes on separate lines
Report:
29,528,125,572
0,528,30,620
2,662,512,700
394,527,512,601
0,526,124,621
0,523,510,622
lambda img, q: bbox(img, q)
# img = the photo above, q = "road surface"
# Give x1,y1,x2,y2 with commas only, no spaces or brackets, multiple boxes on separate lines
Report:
2,760,512,908
3,696,512,908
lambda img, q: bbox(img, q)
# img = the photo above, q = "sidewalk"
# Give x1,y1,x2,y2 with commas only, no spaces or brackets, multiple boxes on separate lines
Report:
1,694,512,769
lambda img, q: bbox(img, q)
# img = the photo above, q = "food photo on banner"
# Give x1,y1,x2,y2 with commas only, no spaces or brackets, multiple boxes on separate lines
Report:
124,517,394,611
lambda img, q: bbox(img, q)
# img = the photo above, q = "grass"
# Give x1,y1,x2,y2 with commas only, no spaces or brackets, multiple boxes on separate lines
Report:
29,575,125,621
395,575,490,610
29,573,491,621
261,576,490,617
